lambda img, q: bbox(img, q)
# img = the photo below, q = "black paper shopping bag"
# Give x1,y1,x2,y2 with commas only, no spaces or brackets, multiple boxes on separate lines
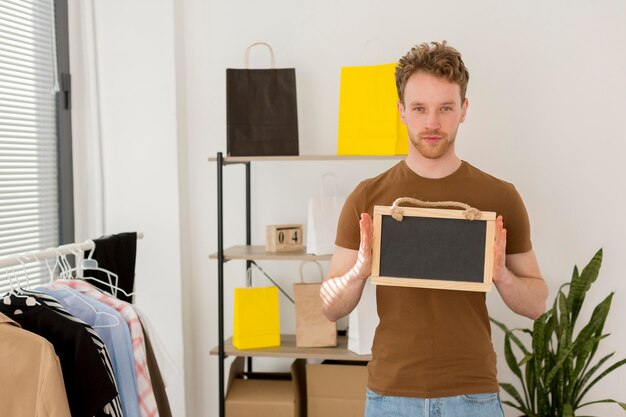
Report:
226,42,299,156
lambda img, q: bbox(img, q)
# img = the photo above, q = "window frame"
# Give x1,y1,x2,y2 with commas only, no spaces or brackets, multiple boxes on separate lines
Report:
54,0,75,245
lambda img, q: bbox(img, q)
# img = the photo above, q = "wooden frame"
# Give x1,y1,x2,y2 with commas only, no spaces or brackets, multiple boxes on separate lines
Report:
371,205,496,292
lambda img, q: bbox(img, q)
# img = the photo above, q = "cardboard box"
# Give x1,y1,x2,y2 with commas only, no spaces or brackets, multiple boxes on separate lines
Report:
306,360,369,417
226,357,305,417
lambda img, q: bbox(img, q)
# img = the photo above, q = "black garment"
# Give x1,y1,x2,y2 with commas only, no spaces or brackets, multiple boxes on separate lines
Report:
85,232,137,302
0,296,118,417
17,289,125,417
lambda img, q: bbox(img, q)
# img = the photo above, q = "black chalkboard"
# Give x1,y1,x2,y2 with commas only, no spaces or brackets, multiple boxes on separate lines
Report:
372,206,496,292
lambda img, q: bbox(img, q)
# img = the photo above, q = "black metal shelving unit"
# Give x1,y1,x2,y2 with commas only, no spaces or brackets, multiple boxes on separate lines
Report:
211,152,400,417
215,152,253,417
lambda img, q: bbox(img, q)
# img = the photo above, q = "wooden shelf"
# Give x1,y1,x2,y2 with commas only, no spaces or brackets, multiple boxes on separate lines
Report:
210,334,371,361
209,245,332,261
208,155,404,163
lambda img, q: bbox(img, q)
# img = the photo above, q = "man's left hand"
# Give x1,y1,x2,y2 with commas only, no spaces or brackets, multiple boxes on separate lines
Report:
493,215,511,285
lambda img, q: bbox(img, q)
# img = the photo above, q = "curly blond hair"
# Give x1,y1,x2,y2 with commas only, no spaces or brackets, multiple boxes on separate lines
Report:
395,41,469,103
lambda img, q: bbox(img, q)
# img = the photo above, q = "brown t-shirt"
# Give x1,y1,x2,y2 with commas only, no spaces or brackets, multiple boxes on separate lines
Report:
336,160,532,398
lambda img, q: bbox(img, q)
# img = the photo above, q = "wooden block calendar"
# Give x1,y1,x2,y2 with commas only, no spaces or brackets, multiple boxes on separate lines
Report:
266,224,304,252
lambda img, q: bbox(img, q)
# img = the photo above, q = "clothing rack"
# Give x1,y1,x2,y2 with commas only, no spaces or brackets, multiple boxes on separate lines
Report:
0,232,144,269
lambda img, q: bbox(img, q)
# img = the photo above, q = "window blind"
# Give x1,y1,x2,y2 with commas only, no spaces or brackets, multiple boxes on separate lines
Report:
0,0,60,292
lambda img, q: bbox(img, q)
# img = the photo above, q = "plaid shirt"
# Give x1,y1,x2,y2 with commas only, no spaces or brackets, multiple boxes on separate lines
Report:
52,280,159,417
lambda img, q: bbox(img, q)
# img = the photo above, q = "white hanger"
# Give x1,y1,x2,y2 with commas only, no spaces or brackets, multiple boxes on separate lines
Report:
50,285,120,329
60,243,134,299
56,244,114,292
15,253,33,290
1,250,120,328
45,253,60,284
2,257,39,307
83,244,134,299
26,249,119,327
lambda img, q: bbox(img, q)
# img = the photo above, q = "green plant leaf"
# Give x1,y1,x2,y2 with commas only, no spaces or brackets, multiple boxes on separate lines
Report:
574,352,615,401
500,382,525,405
526,353,536,411
490,316,511,333
566,265,579,306
559,290,570,342
532,315,545,363
545,293,578,390
566,265,579,313
562,402,574,417
504,333,530,406
520,353,533,366
569,249,602,328
576,358,626,407
545,310,558,352
501,400,535,417
549,294,612,403
557,289,573,406
578,399,626,411
546,342,577,387
573,294,613,404
490,318,530,356
582,298,612,383
505,333,523,379
500,383,533,416
572,294,613,355
532,315,546,413
568,335,606,402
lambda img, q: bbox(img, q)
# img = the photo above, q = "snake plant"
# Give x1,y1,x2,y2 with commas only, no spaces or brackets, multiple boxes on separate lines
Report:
491,249,626,417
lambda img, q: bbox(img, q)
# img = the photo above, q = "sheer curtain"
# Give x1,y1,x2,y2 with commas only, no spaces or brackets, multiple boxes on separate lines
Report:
68,0,105,242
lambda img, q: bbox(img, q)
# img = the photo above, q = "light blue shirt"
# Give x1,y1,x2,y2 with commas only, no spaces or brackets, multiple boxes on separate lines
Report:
37,286,141,417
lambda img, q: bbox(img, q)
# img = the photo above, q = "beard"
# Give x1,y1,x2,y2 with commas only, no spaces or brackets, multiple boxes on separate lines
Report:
409,130,456,160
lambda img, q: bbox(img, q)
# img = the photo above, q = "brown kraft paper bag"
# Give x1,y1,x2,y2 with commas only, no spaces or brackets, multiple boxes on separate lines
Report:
294,261,337,347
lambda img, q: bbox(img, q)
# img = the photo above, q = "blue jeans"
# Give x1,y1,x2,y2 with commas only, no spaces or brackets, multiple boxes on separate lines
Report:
365,388,505,417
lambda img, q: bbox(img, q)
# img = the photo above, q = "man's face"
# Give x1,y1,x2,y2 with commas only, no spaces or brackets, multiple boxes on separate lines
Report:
398,72,468,160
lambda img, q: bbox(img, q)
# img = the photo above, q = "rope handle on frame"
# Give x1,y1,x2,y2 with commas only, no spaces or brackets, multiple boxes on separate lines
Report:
389,197,482,221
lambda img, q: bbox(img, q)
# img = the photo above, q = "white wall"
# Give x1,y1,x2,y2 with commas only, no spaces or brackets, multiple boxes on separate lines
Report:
77,0,187,415
178,1,626,416
80,0,626,416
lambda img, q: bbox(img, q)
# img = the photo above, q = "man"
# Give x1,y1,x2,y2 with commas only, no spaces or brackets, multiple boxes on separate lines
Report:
320,41,548,417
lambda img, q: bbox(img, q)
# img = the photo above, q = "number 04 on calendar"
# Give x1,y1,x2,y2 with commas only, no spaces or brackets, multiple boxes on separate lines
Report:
265,224,304,252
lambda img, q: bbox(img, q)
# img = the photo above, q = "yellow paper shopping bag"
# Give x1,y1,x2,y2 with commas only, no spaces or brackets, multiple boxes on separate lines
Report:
337,63,408,155
233,286,280,349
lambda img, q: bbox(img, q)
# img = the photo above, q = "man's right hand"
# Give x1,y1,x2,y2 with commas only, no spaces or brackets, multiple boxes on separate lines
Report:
350,213,373,281
320,213,373,322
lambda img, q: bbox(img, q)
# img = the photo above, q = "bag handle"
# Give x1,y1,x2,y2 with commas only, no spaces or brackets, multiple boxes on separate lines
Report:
244,42,276,69
320,172,339,198
299,260,325,283
248,262,295,304
390,197,482,221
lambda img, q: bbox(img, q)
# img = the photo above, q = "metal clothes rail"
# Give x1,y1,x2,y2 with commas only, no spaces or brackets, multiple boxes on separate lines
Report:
0,232,144,268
